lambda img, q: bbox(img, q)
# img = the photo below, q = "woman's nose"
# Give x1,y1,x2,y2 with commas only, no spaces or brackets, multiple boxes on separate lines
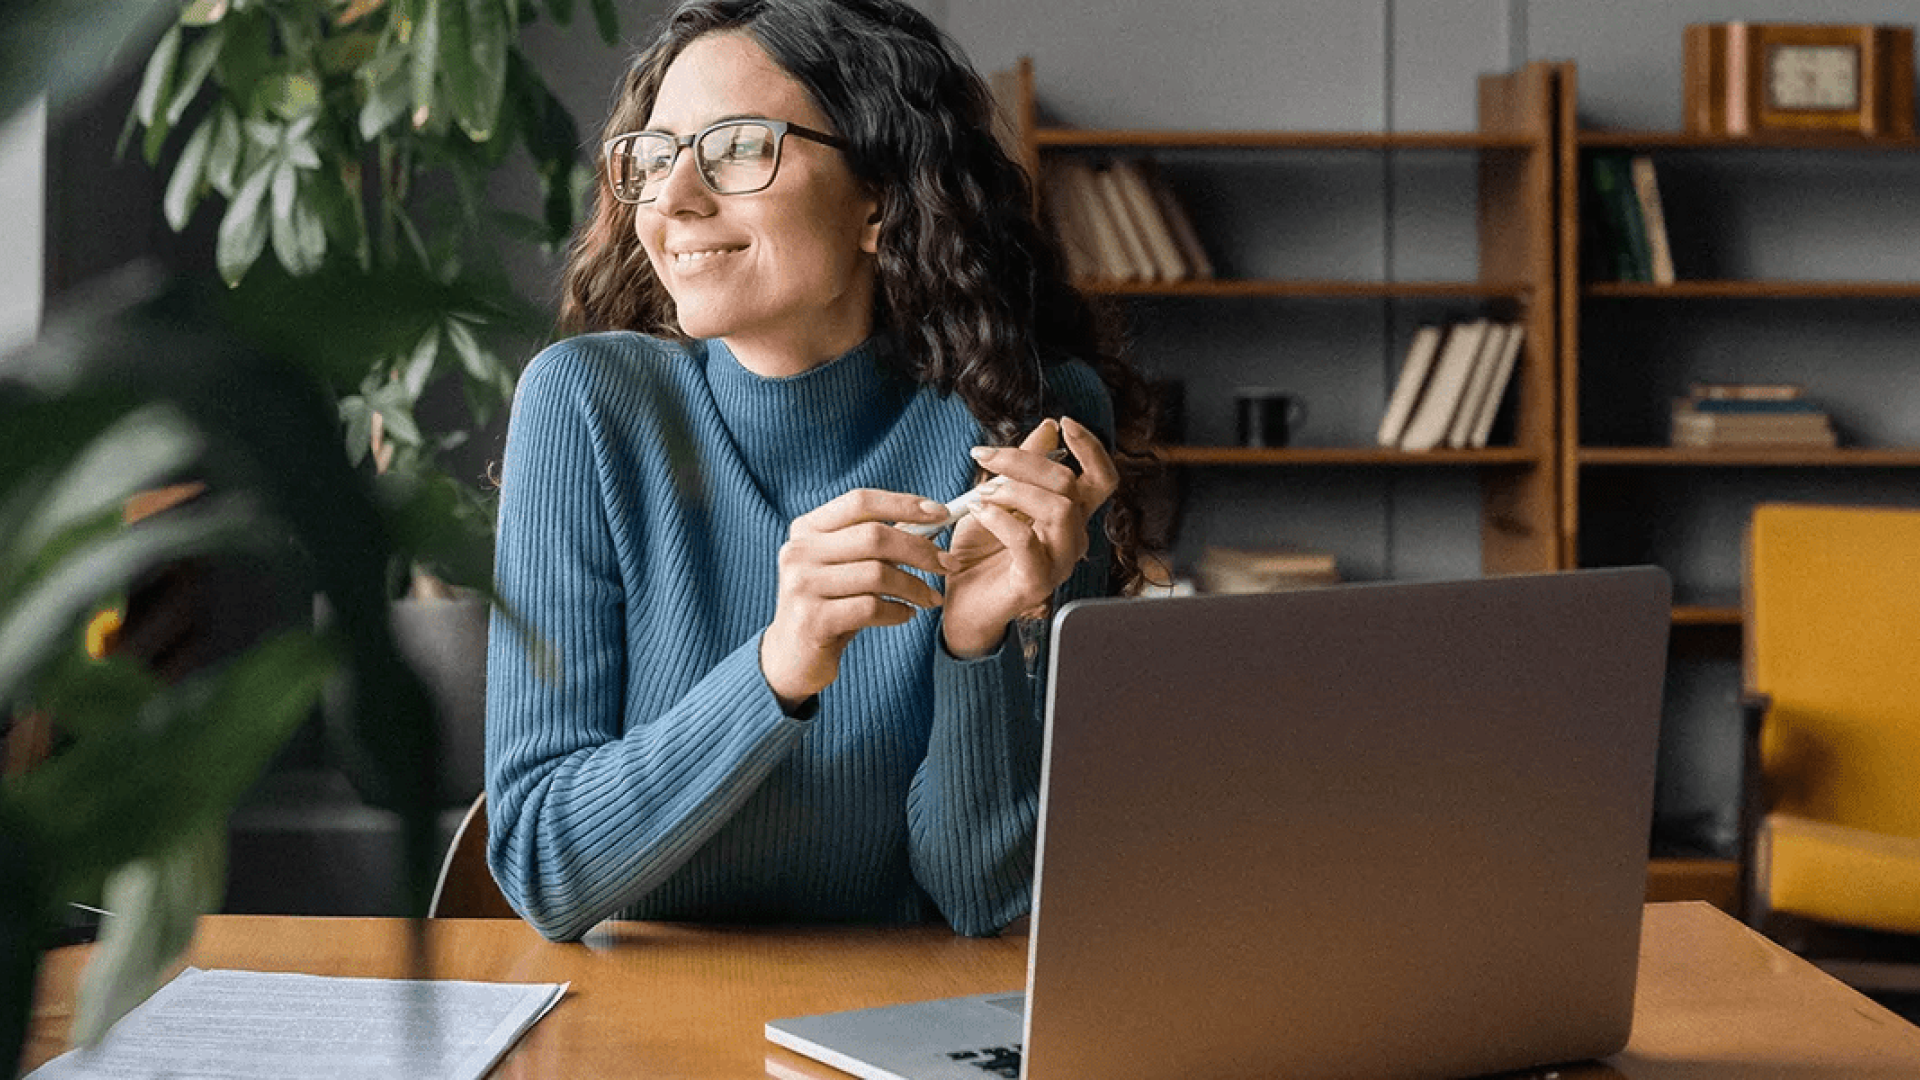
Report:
650,146,714,215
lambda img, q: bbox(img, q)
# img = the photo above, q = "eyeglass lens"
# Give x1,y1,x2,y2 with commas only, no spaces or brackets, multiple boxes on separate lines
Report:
612,121,780,204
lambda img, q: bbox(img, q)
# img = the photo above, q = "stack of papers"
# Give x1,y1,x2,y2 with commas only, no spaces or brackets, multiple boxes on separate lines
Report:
30,968,567,1079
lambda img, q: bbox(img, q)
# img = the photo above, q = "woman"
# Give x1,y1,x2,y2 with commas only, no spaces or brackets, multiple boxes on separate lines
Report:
485,0,1152,941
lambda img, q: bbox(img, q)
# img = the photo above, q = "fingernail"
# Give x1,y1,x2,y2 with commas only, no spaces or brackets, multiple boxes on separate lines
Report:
919,499,946,516
969,446,993,462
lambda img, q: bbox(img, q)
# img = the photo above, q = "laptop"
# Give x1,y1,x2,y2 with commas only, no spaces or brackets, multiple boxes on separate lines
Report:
768,568,1672,1080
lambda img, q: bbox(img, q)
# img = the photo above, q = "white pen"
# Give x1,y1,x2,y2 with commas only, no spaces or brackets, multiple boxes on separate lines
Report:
897,447,1071,537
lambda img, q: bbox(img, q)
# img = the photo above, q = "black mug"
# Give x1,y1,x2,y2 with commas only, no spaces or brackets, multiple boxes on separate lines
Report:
1235,388,1307,447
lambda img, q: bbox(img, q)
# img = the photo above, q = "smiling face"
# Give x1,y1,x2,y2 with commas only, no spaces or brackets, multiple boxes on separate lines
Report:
634,31,881,377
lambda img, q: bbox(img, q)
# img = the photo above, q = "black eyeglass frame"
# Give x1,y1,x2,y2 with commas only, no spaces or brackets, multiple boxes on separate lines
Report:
603,117,849,205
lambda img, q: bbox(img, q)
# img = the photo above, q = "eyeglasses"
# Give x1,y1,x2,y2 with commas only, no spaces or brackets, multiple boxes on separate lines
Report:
603,118,848,205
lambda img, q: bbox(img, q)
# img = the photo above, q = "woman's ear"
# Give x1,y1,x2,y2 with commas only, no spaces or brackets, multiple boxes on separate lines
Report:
859,196,883,255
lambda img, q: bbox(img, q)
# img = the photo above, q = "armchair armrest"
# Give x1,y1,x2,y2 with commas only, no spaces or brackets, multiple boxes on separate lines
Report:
1737,691,1772,927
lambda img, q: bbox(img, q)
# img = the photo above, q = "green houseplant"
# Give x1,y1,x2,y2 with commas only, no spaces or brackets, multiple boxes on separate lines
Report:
123,0,625,820
2,0,610,1072
124,0,618,596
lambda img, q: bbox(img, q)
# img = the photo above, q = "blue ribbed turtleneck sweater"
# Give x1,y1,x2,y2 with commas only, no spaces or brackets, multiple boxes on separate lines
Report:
484,332,1113,941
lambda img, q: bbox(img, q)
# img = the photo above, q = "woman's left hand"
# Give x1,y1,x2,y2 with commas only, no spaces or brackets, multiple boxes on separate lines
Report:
941,416,1118,659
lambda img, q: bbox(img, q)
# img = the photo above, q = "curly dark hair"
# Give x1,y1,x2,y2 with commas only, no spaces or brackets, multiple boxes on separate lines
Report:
558,0,1157,592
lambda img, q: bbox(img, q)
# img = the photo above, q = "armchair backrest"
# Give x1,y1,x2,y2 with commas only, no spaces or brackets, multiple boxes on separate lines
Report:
1746,503,1920,843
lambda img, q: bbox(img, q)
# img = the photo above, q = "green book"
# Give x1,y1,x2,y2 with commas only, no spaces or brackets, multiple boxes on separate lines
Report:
1589,152,1651,283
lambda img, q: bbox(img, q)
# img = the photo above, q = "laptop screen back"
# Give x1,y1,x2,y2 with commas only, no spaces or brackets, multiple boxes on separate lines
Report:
1024,568,1670,1080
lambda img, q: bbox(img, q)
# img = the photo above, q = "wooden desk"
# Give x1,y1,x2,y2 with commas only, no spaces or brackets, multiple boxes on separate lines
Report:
24,903,1920,1078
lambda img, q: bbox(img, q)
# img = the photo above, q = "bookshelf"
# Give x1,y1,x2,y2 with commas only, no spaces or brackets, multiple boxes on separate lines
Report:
1556,65,1920,894
1557,67,1920,602
1003,58,1564,579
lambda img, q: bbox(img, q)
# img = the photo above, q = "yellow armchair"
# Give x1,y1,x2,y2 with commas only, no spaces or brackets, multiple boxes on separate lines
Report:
1742,504,1920,960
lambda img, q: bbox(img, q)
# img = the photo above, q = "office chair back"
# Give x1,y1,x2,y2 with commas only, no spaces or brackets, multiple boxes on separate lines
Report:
1746,503,1920,935
430,792,520,919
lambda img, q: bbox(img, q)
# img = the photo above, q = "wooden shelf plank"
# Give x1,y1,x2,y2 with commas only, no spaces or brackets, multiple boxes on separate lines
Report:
1160,445,1540,466
1581,447,1920,467
1037,128,1538,151
1672,605,1741,627
1587,280,1920,300
1580,129,1920,152
1081,279,1530,300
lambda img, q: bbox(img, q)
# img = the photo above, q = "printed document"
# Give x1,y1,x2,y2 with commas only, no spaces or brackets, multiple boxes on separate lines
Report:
29,967,568,1079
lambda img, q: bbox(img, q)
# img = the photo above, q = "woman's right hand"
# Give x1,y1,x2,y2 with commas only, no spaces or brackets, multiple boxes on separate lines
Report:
760,489,954,711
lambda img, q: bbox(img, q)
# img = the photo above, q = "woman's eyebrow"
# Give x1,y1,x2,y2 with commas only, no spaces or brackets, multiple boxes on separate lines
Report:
638,111,778,133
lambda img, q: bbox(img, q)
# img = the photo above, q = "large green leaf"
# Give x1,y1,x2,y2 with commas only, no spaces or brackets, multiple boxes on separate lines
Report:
215,160,275,285
204,103,243,196
133,23,183,163
401,324,442,398
163,119,215,231
164,22,227,126
367,380,424,445
6,403,202,563
409,0,443,120
357,43,412,140
435,0,502,142
270,182,330,276
72,830,226,1048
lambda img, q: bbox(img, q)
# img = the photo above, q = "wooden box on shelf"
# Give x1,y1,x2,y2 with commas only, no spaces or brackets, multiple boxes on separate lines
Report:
1683,22,1916,140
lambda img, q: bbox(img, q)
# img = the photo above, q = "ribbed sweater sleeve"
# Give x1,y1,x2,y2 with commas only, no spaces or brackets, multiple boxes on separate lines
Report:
906,360,1119,936
485,347,807,941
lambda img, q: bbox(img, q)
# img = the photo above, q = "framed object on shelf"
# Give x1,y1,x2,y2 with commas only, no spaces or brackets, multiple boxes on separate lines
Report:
1683,22,1915,139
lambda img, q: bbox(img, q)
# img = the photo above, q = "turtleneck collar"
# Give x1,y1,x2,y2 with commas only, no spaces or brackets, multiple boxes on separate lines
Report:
701,335,917,515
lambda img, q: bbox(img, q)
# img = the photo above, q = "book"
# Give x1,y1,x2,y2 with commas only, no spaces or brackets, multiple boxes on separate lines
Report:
1689,397,1825,413
1589,152,1650,282
1110,158,1189,281
1141,159,1215,280
1095,165,1159,280
1671,399,1836,448
1689,381,1804,401
1041,163,1102,281
1466,324,1526,448
1630,155,1676,286
1398,319,1491,451
1446,322,1511,448
1057,159,1134,282
1376,325,1447,447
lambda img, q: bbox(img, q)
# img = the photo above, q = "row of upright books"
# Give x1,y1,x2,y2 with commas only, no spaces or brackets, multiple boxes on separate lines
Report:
1042,157,1216,284
1376,320,1526,451
1671,383,1836,449
1586,152,1675,285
